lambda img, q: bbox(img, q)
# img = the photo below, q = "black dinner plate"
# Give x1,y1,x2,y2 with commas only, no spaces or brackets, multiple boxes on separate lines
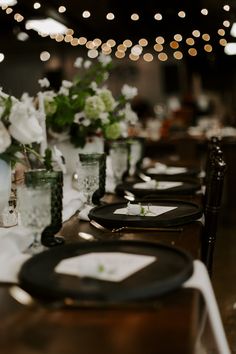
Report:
18,240,193,302
115,180,201,198
88,200,203,228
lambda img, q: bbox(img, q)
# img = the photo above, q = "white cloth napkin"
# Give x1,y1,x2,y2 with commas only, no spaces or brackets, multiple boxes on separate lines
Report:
55,252,156,282
63,175,87,222
133,181,183,190
184,260,231,354
114,205,177,217
147,163,187,175
0,226,32,283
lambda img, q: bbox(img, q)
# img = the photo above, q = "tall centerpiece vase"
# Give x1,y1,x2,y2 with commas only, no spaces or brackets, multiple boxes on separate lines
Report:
56,136,104,175
24,169,64,247
0,159,12,224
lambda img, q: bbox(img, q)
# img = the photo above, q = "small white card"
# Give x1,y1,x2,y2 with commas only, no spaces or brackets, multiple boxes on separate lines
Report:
114,205,177,217
147,166,187,175
133,181,183,190
55,252,156,282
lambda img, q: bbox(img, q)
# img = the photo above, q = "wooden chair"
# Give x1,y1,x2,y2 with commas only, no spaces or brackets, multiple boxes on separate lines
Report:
204,136,222,187
201,154,227,275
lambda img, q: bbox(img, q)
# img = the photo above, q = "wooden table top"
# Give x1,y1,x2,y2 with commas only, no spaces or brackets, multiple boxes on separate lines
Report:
0,192,212,354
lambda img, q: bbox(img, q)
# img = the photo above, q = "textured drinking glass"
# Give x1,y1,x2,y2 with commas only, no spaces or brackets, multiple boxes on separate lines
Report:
77,160,99,206
17,184,51,254
79,153,106,205
110,141,129,185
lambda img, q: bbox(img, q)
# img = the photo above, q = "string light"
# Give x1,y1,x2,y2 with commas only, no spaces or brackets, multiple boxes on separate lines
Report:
170,41,179,49
174,34,183,42
117,44,126,52
186,38,195,45
219,38,227,46
0,53,5,63
129,53,139,61
78,37,87,45
154,43,163,52
123,39,132,47
33,2,41,9
156,36,165,44
192,30,200,38
131,13,139,21
82,10,91,18
139,38,148,46
173,51,183,60
218,29,225,36
154,13,162,21
204,44,213,52
158,53,168,61
88,49,98,58
93,38,102,47
58,6,66,13
223,20,230,27
178,11,186,18
131,45,143,56
143,53,153,62
202,33,210,41
115,51,125,59
71,38,79,46
5,7,13,13
201,9,208,15
0,4,232,63
40,51,50,61
223,5,230,11
188,48,197,56
106,12,115,20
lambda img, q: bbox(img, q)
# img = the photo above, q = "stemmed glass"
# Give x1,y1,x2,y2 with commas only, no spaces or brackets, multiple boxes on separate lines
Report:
128,139,143,177
17,184,51,255
110,141,129,185
77,160,99,206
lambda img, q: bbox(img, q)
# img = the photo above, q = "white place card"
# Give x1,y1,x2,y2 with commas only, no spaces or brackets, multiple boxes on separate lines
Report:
55,252,156,282
147,166,187,175
133,181,183,190
114,205,177,217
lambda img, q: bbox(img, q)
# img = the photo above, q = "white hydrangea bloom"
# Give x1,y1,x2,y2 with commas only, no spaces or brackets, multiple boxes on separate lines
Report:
98,53,112,66
84,95,105,119
74,57,83,68
0,87,9,99
90,81,98,92
8,100,43,145
121,84,138,100
99,112,109,124
0,106,4,119
58,86,69,96
62,80,73,88
98,89,116,112
0,121,11,153
119,103,138,125
84,60,92,69
38,77,50,88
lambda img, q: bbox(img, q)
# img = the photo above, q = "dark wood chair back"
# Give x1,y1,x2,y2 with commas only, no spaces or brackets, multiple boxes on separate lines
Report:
202,155,227,275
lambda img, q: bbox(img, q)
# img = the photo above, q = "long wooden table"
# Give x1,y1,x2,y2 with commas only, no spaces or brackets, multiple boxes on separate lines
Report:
0,187,224,354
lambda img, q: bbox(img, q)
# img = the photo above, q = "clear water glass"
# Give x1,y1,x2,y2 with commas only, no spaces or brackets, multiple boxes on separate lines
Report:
77,160,99,206
110,141,129,185
17,184,51,255
129,139,143,176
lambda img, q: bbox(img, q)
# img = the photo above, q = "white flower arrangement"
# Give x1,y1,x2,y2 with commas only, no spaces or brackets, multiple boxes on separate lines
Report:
41,55,138,148
0,88,44,164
